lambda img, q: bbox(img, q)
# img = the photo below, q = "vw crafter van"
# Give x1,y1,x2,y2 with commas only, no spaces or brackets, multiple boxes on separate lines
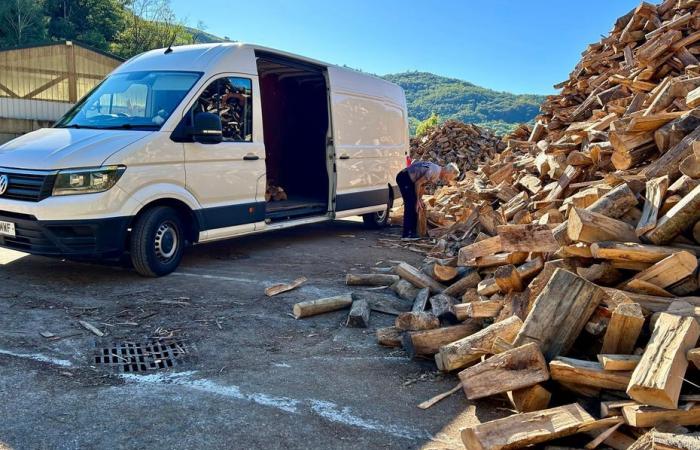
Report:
0,43,408,276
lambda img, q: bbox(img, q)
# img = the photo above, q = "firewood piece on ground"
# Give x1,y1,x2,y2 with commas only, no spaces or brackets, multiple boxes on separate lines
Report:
345,273,399,286
458,342,549,400
392,279,419,302
403,321,481,359
293,294,353,319
346,299,371,328
411,287,430,312
417,383,462,410
376,326,402,347
78,320,104,337
266,276,307,297
627,312,700,409
394,262,446,293
395,311,440,331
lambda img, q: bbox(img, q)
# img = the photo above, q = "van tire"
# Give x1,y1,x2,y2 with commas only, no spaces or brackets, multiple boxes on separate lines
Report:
362,205,390,229
130,206,185,277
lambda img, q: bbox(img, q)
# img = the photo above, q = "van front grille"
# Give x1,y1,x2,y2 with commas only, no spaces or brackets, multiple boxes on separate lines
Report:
0,168,56,202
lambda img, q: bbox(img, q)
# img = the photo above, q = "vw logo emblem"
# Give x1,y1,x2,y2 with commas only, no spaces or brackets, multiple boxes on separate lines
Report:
0,174,7,196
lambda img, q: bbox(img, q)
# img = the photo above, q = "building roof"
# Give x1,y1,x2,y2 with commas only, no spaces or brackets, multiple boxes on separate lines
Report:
0,40,123,62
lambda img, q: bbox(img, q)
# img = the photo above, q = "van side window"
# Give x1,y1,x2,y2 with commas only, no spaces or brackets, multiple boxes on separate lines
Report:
192,77,253,142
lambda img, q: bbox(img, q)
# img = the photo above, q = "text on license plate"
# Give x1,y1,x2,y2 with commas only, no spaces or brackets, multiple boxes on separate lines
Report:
0,221,15,237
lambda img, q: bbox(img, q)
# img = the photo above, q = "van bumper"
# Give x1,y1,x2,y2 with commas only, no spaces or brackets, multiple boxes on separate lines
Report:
0,210,131,259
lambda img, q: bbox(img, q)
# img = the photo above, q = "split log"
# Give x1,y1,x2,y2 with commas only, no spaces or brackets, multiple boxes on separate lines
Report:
345,273,399,286
376,326,402,347
427,264,459,283
458,343,549,400
430,294,458,324
462,300,504,318
507,384,551,413
567,208,639,243
395,311,440,331
457,236,503,265
391,279,419,301
645,184,700,244
470,252,528,268
293,294,353,319
688,347,700,369
604,288,700,312
636,176,670,236
545,165,582,202
346,299,370,328
628,430,700,450
550,357,632,390
411,287,430,312
622,403,700,427
461,403,597,450
601,302,645,354
597,354,641,371
513,269,608,360
612,142,657,170
402,321,481,358
435,315,523,372
494,264,523,293
442,269,481,297
643,124,700,179
624,251,698,289
627,312,700,409
394,262,446,293
496,224,560,253
553,183,638,244
590,241,683,263
654,109,700,154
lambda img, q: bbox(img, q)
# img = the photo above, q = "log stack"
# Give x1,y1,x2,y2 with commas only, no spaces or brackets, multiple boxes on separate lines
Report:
410,120,506,176
395,1,700,447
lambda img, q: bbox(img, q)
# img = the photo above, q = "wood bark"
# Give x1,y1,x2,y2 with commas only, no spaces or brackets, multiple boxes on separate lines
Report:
442,269,481,297
376,326,402,347
345,273,399,286
293,294,353,319
411,287,430,312
430,293,458,324
645,184,700,244
395,311,440,331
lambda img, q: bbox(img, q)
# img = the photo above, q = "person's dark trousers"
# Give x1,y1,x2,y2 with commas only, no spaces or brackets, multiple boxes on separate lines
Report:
396,169,417,237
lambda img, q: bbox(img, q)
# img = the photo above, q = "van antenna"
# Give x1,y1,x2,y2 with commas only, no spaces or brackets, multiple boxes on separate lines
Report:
164,35,177,54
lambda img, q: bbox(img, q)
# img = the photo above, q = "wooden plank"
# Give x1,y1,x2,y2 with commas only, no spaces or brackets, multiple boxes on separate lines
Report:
435,315,522,372
458,343,549,400
601,302,645,354
461,403,597,450
513,269,608,360
550,357,632,390
627,313,700,409
496,224,560,253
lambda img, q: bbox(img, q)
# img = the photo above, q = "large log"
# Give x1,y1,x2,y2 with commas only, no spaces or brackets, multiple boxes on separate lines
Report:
513,269,608,360
461,403,597,450
435,315,523,372
567,208,639,243
345,273,399,286
394,262,446,293
550,357,632,390
496,224,560,253
458,343,549,400
402,321,481,358
552,183,638,244
293,294,353,319
601,302,645,354
645,184,700,244
627,312,700,409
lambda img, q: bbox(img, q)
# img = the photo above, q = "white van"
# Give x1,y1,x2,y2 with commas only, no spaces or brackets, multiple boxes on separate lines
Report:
0,43,408,276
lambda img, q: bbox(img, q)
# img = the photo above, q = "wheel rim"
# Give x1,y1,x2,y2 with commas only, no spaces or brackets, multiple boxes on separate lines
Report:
375,208,387,223
154,221,179,262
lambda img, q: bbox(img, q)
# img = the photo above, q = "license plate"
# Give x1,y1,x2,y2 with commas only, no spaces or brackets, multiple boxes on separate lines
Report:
0,221,15,237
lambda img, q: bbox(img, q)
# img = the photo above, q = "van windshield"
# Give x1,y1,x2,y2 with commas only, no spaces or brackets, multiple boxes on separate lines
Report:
56,71,202,131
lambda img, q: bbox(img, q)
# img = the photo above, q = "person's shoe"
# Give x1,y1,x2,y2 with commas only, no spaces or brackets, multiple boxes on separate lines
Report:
401,233,420,242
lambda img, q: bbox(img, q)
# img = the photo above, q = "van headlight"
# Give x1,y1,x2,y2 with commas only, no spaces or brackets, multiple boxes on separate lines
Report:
52,166,126,196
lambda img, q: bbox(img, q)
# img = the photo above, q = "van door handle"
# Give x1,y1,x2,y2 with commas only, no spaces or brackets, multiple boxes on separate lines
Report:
243,154,259,161
339,154,350,160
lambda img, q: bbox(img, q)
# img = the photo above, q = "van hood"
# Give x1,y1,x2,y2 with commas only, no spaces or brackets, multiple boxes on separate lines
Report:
0,128,150,170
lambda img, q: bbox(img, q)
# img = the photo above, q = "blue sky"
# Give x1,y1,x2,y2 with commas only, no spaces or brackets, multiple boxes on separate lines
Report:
171,0,641,95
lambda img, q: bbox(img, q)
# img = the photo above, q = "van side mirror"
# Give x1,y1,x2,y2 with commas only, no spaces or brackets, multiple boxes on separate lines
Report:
192,112,223,144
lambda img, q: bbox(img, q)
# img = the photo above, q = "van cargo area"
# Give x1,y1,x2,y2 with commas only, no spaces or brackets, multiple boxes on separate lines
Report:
256,52,331,221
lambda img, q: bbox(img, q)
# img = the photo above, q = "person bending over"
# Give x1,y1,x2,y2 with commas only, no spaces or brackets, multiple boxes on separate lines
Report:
395,161,460,240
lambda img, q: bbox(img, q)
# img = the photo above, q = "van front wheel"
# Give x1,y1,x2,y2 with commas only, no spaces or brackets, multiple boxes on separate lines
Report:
130,206,185,277
362,206,389,229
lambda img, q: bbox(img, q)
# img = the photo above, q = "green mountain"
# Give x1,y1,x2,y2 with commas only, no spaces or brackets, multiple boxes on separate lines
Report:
382,72,545,136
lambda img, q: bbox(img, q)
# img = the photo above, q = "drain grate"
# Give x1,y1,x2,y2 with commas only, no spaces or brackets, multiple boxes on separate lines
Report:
93,339,194,373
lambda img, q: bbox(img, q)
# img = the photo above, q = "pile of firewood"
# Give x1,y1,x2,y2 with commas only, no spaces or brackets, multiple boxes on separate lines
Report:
410,120,506,176
265,183,287,202
370,1,700,448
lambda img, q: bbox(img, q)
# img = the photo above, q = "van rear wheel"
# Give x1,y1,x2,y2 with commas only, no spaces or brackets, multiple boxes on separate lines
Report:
130,206,185,277
362,205,390,229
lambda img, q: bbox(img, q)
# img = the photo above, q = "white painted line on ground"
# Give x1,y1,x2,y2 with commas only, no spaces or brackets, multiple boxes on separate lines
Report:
121,371,431,440
171,271,263,284
0,348,73,367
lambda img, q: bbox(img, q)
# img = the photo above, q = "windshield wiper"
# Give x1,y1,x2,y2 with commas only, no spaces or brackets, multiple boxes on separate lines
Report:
100,124,158,130
57,124,100,129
